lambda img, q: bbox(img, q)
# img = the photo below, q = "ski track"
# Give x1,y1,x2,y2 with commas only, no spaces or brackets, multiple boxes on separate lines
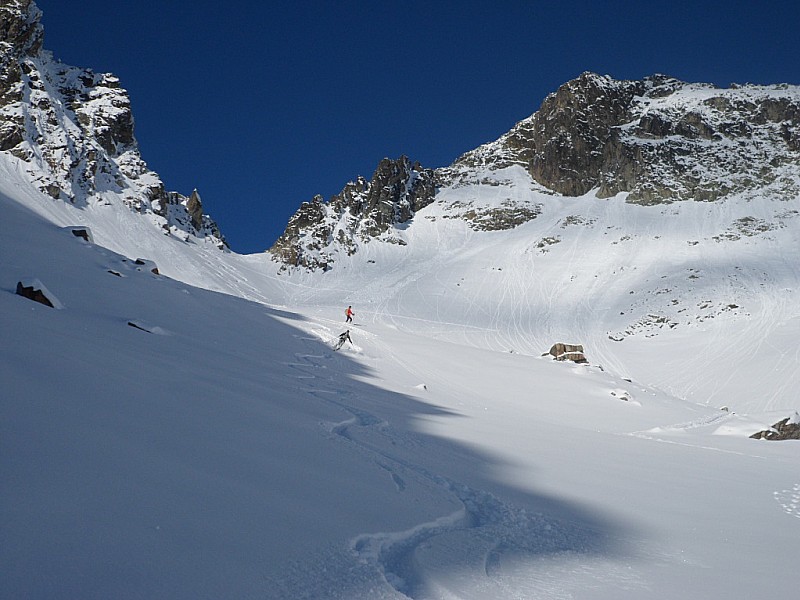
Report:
284,320,636,599
624,413,775,459
261,193,798,417
157,189,796,598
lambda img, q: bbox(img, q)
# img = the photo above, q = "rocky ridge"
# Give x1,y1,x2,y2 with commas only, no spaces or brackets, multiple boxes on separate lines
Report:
269,155,436,271
448,72,800,204
0,0,226,247
273,72,800,271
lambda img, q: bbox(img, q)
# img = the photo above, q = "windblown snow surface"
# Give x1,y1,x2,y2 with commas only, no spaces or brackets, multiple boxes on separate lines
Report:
2,156,799,599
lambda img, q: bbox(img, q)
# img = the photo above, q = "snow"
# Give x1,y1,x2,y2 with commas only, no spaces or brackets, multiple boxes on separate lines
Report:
2,152,799,598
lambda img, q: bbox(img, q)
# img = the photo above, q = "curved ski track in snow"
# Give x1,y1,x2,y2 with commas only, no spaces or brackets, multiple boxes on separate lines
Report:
277,319,644,599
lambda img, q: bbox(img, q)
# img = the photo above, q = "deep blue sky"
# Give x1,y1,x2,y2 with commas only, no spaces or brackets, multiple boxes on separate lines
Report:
36,0,799,253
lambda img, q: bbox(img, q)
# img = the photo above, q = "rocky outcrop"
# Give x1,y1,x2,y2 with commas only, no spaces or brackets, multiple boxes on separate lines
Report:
0,1,43,100
750,413,800,441
449,72,800,205
548,343,588,363
271,72,800,271
16,278,58,308
66,226,93,243
268,156,436,270
0,0,226,248
440,199,542,232
186,189,204,232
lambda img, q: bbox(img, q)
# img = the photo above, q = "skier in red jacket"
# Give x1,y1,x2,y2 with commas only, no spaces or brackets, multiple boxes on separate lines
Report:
345,306,354,323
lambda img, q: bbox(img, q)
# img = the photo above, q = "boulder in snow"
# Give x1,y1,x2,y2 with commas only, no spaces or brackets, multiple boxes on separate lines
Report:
65,226,93,243
548,343,588,363
134,258,159,275
15,279,62,309
750,412,800,441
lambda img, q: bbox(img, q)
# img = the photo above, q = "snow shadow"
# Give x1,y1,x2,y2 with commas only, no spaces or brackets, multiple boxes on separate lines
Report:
259,305,640,598
1,193,637,598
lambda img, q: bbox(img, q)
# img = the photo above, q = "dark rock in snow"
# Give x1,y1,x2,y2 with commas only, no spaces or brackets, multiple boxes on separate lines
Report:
67,226,93,243
127,321,152,333
548,343,588,363
750,413,800,441
16,279,55,308
134,258,159,275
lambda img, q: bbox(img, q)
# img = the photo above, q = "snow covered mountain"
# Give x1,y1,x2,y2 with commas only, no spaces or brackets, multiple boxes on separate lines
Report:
269,156,437,271
258,69,800,414
2,2,800,598
0,0,225,248
271,72,800,272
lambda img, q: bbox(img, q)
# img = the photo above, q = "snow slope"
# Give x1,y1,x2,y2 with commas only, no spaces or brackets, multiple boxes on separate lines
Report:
2,152,800,599
272,165,800,415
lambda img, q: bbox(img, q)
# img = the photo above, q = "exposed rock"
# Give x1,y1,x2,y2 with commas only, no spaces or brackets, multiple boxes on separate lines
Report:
449,72,800,206
66,226,93,243
548,343,588,363
0,1,44,101
344,156,437,236
267,195,331,270
186,189,204,232
271,72,800,271
268,156,436,271
0,0,227,248
750,413,800,441
16,279,58,308
443,200,542,232
127,321,152,333
133,258,159,275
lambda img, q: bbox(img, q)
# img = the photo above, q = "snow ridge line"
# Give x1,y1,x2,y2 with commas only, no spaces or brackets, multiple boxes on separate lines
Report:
630,411,732,435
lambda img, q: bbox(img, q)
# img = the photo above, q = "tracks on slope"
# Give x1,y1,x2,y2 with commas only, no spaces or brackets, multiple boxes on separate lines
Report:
283,324,618,599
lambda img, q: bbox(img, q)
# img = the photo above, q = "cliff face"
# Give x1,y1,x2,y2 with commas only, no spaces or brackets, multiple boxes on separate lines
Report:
0,0,226,247
450,72,800,205
268,156,436,271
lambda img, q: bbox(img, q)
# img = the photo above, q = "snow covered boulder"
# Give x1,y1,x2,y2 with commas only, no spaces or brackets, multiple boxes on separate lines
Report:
15,279,62,309
548,343,588,363
750,412,800,441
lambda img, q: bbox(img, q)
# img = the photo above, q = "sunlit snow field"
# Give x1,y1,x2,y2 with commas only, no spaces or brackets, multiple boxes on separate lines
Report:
2,159,799,599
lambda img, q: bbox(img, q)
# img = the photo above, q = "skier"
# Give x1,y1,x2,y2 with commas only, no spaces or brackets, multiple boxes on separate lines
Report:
333,329,352,351
345,305,354,323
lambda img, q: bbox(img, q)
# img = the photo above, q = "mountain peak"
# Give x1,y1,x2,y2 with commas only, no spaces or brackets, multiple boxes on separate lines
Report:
270,73,800,271
0,0,43,62
268,155,436,271
0,0,227,249
450,72,800,202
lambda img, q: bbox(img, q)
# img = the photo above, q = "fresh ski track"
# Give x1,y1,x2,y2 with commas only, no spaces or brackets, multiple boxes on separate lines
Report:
282,318,646,599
